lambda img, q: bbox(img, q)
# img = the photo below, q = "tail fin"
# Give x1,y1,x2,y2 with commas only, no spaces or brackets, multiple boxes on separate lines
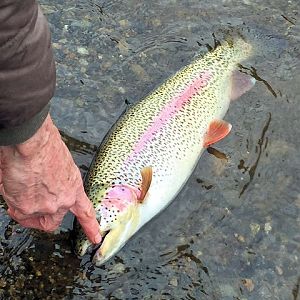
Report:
216,25,288,59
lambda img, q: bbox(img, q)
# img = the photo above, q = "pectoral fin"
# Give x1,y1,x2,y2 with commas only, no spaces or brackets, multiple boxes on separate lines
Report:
204,120,232,147
138,166,153,202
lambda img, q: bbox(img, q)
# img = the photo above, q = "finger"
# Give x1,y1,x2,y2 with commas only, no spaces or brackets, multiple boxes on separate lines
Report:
16,216,48,231
39,208,67,232
39,215,62,232
7,207,31,221
70,190,101,244
9,207,66,232
7,207,45,221
17,215,62,232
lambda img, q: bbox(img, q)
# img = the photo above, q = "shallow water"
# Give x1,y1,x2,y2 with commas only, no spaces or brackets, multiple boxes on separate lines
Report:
0,0,299,299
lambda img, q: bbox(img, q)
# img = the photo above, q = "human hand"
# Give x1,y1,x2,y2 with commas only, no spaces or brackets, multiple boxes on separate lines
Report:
0,114,101,244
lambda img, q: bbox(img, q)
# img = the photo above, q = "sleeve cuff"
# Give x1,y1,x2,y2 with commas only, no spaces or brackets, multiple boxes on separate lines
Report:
0,104,50,146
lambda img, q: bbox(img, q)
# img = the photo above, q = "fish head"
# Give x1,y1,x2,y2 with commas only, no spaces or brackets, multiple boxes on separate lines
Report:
75,184,142,265
93,184,142,265
75,167,153,265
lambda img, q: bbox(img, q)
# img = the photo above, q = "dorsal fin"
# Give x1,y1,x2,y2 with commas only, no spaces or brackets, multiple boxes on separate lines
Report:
203,120,232,147
138,166,153,202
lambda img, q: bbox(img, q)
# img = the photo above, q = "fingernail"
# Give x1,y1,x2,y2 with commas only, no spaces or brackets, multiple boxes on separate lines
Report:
94,232,102,244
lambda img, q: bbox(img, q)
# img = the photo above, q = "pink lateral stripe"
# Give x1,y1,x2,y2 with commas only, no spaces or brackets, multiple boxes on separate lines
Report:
126,70,212,164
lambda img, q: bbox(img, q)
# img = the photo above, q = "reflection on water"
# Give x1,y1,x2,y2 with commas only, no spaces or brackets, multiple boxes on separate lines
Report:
293,277,300,300
59,130,97,155
239,65,278,98
0,0,299,298
239,112,271,197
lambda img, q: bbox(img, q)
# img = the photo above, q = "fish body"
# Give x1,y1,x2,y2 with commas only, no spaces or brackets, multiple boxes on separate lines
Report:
74,38,255,265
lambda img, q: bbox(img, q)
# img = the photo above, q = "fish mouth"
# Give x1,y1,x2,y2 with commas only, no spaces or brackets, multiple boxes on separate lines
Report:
91,226,126,266
92,247,107,266
84,229,108,256
73,206,140,264
82,228,120,266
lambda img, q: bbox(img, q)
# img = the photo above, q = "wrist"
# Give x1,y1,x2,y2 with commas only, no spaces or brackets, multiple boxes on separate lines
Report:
0,104,50,146
2,115,57,159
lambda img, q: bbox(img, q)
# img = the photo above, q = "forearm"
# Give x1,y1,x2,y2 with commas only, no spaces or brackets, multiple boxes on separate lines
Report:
0,0,56,145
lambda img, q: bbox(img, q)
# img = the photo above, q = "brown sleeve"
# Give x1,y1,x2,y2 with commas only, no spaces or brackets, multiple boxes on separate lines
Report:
0,0,56,145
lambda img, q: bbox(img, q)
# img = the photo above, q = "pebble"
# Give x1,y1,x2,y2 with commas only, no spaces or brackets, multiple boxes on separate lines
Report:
170,277,178,287
119,19,130,27
118,87,126,94
52,42,62,49
112,263,126,273
77,47,89,55
250,223,260,236
264,222,272,234
0,278,6,288
275,266,283,275
242,278,254,292
234,233,245,243
79,58,89,66
130,63,149,81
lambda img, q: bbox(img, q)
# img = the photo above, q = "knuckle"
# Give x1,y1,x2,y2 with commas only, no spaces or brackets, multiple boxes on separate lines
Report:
40,217,56,232
18,207,35,216
60,197,74,209
40,215,63,232
42,203,58,215
13,209,30,221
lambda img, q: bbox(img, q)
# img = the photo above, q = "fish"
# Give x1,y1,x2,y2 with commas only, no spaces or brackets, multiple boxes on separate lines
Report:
73,36,256,265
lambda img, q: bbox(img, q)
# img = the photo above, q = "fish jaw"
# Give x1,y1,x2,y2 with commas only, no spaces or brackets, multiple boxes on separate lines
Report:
92,202,141,266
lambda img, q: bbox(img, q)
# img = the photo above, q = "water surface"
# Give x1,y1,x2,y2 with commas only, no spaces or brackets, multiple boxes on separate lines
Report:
0,0,299,299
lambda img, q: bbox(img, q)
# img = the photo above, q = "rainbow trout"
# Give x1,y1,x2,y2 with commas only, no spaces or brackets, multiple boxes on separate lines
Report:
74,37,255,265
